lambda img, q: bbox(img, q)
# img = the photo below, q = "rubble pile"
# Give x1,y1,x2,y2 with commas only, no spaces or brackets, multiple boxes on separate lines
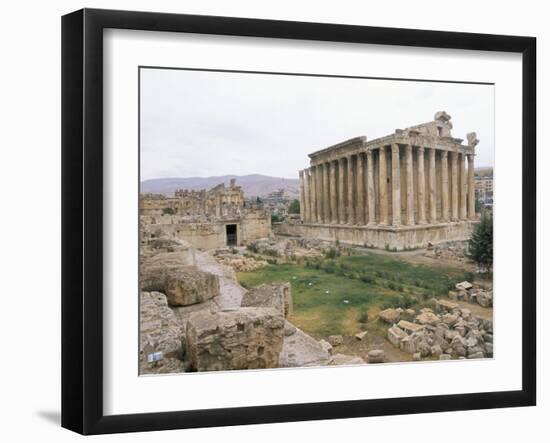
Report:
449,281,493,308
385,299,493,361
246,237,323,260
424,240,468,262
213,249,268,272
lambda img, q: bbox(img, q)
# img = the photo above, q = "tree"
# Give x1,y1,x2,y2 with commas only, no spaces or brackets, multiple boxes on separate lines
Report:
288,199,300,214
467,212,493,273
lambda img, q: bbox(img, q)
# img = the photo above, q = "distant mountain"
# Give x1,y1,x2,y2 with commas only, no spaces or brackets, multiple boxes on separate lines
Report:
141,174,300,198
475,167,493,177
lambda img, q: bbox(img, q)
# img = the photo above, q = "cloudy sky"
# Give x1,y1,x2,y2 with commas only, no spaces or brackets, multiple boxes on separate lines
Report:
140,68,494,181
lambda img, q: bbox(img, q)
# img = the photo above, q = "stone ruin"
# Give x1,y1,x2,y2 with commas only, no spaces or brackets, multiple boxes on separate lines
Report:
382,297,493,361
279,112,481,250
449,280,493,307
139,235,364,374
140,179,271,250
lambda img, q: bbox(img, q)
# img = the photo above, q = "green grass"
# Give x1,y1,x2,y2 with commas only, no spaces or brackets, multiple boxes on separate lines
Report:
237,252,470,337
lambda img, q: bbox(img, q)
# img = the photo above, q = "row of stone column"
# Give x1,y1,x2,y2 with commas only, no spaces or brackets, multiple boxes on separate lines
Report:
299,145,476,226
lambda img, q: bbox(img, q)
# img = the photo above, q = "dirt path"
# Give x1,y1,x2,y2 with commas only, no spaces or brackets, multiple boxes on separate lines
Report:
194,250,245,309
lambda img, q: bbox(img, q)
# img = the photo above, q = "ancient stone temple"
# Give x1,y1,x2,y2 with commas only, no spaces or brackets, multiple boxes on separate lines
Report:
283,112,480,250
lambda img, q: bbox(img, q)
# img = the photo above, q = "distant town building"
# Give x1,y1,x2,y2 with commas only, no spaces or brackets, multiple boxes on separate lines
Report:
262,188,292,218
475,175,493,206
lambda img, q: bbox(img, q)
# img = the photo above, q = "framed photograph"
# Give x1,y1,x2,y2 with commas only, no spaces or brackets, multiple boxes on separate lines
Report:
61,8,536,435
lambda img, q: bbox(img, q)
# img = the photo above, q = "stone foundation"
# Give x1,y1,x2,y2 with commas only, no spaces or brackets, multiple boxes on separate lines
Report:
274,220,476,251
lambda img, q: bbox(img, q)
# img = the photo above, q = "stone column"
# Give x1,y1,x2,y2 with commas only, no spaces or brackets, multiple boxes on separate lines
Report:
310,165,317,223
356,153,365,225
347,155,355,224
366,150,375,225
467,153,476,219
460,153,467,220
405,144,414,225
417,146,427,224
379,146,388,225
338,157,346,224
303,168,311,222
451,152,458,221
329,160,337,224
316,163,323,222
391,144,401,226
323,162,330,223
429,147,437,223
299,170,305,221
441,151,449,221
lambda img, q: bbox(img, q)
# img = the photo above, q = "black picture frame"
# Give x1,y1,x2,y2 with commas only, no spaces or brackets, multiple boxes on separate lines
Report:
61,8,536,435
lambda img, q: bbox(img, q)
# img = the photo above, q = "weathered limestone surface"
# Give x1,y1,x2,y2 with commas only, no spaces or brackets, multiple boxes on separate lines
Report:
379,308,401,324
279,324,331,367
405,145,414,225
275,219,476,251
388,325,408,346
385,301,493,360
139,291,184,373
241,282,293,318
391,144,401,226
185,307,285,371
140,250,220,306
367,349,385,363
379,146,388,225
417,146,427,224
329,354,366,365
366,150,375,225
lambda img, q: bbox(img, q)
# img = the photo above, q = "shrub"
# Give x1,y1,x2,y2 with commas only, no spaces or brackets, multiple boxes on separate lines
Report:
467,211,493,273
325,247,340,259
288,199,300,214
361,274,375,284
161,207,176,215
464,271,475,283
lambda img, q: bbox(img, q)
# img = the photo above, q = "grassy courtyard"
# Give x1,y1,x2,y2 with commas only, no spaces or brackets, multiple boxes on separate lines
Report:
237,252,472,338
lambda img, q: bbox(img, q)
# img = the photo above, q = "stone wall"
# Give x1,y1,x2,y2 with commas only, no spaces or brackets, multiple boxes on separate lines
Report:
275,220,476,250
141,210,271,250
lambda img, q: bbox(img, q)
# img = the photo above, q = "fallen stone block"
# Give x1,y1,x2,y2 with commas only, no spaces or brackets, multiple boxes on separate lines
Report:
379,308,401,324
456,281,473,291
367,349,385,363
318,339,333,355
141,257,220,306
439,354,452,360
397,320,425,334
139,291,184,371
241,282,293,318
436,299,459,313
355,331,368,341
415,311,440,326
412,352,422,361
400,336,416,354
448,290,459,301
388,325,408,346
185,307,284,371
467,351,485,359
477,290,493,308
280,328,331,367
330,354,366,366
